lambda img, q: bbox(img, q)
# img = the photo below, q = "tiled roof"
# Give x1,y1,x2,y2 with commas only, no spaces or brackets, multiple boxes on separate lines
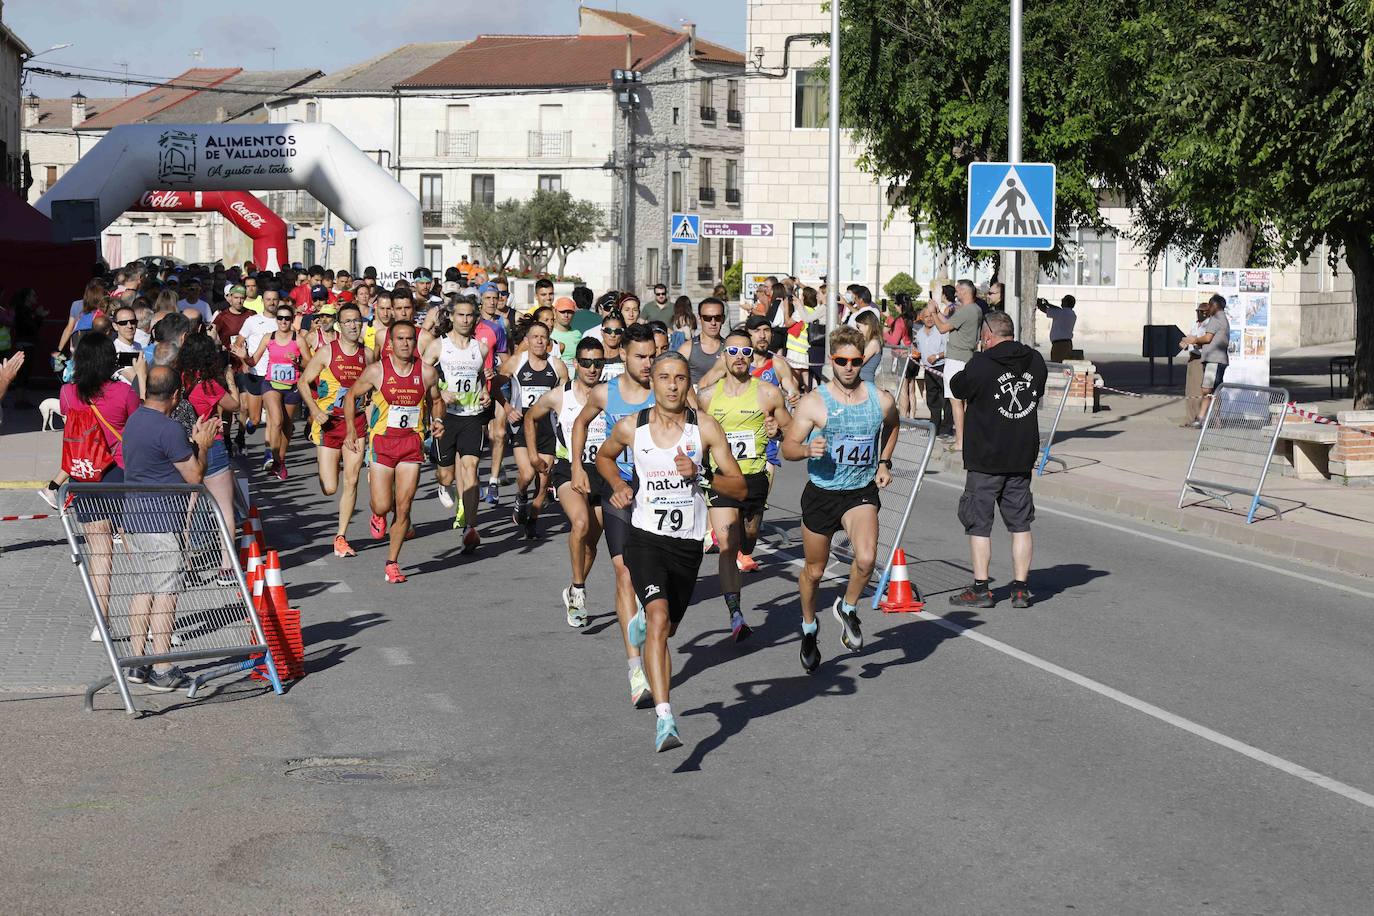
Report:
284,42,468,95
581,7,744,65
398,32,683,89
77,68,242,129
139,69,321,123
25,97,122,130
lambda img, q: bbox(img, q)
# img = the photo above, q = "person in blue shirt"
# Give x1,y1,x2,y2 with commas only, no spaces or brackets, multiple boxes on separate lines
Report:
782,326,900,674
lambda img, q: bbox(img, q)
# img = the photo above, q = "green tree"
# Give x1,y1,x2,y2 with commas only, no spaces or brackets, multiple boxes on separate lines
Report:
883,271,920,301
723,260,743,300
1132,0,1371,406
456,200,524,272
525,190,604,279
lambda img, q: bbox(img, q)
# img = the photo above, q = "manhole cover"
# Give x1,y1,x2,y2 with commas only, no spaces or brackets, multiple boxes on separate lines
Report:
284,757,434,784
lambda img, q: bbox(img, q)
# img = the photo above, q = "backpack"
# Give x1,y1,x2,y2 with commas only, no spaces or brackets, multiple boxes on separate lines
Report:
61,403,119,482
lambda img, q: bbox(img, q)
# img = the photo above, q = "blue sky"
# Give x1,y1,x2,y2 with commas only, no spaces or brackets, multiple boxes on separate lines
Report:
11,0,747,100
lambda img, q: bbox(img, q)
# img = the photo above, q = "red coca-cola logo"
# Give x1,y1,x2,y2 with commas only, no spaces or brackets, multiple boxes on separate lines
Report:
140,190,184,209
229,199,267,229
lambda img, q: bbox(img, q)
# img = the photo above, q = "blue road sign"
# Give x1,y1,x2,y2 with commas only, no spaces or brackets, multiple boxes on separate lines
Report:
671,213,700,246
967,162,1056,251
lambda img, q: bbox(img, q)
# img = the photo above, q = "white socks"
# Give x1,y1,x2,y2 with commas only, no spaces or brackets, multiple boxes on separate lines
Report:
655,702,672,720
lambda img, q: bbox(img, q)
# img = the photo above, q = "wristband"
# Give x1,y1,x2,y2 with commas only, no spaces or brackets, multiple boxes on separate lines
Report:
878,459,893,469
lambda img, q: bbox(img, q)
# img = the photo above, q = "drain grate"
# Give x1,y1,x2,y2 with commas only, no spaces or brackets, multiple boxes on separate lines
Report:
284,757,434,784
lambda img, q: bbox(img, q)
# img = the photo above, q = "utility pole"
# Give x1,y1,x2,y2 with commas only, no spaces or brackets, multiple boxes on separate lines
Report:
825,0,841,369
612,68,644,292
1008,0,1026,340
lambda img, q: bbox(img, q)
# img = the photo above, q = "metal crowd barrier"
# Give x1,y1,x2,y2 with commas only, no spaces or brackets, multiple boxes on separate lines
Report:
1178,382,1289,524
1036,362,1075,475
866,418,938,610
58,482,284,715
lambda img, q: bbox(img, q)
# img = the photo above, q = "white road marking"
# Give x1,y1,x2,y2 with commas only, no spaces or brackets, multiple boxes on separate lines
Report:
761,540,1374,811
379,647,413,666
924,476,1374,601
305,558,328,568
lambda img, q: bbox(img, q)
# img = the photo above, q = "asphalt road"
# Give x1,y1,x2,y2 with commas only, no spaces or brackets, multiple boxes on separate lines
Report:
6,431,1374,914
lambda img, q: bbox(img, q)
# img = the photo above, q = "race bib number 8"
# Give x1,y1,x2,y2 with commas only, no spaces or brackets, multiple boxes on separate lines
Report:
583,426,606,464
726,430,758,460
388,405,421,430
831,435,875,467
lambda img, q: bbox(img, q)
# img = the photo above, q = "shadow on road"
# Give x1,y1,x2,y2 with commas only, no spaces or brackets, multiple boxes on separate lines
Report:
1017,562,1110,603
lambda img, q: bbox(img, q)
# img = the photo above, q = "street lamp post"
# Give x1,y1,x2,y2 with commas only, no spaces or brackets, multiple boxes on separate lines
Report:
825,0,841,372
1008,0,1025,340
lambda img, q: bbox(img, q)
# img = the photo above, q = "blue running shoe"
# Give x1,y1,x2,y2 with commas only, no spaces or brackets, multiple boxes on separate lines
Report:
628,604,647,649
483,481,500,506
655,714,682,753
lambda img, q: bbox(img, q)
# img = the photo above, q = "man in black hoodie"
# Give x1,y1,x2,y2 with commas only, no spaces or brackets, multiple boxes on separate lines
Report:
947,311,1047,608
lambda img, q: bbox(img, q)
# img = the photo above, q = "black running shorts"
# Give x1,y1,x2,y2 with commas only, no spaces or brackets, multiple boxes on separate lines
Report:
602,499,632,559
432,413,486,466
800,480,880,538
706,470,770,517
624,527,704,625
957,470,1034,538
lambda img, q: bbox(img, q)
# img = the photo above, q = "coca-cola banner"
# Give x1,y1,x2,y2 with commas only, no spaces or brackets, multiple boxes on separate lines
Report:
132,190,286,270
35,123,421,284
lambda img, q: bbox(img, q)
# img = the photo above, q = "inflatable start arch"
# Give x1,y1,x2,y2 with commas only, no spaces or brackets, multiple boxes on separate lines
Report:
131,190,289,271
36,123,421,284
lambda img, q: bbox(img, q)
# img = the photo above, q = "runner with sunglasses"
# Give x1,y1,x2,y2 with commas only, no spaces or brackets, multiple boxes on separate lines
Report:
524,336,607,626
345,320,445,584
498,320,566,539
421,296,491,553
596,350,748,752
696,329,792,642
297,302,372,558
676,297,728,386
571,323,660,707
248,304,305,480
782,326,900,673
597,312,626,380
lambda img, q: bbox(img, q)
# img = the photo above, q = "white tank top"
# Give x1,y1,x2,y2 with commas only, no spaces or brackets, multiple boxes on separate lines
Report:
437,335,484,416
556,382,606,464
629,408,708,541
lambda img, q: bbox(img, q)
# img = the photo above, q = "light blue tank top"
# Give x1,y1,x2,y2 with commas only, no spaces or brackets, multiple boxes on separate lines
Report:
807,382,883,491
605,376,655,481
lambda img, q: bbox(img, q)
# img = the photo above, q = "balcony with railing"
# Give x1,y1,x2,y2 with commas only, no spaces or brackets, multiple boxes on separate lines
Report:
698,186,716,206
726,108,742,126
700,106,717,123
528,130,572,158
436,129,479,158
421,204,465,229
267,190,326,222
725,187,741,205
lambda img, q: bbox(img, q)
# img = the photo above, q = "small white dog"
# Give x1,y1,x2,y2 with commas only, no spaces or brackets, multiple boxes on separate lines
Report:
40,397,63,430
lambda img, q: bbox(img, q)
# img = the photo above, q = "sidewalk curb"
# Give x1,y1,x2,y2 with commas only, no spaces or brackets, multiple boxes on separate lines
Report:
0,481,45,489
928,452,1373,581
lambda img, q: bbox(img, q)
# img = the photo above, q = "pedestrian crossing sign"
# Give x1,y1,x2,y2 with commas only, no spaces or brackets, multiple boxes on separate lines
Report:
671,213,700,246
966,162,1056,251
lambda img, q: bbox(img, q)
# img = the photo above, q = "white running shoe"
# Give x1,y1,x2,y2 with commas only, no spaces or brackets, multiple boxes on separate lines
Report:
436,485,454,509
38,488,59,511
562,586,587,627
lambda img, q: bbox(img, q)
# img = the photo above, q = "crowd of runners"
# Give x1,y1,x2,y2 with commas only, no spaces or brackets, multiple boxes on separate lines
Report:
41,259,1050,753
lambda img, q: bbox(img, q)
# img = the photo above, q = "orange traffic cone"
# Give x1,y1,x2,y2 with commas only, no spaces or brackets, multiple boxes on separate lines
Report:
879,548,924,613
237,523,256,567
263,549,290,613
251,562,269,616
243,540,263,583
248,504,267,551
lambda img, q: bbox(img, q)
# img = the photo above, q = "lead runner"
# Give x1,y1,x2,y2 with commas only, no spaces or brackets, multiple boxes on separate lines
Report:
596,351,748,752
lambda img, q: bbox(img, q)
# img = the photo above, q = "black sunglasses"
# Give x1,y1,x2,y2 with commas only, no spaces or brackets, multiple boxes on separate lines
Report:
700,313,725,322
602,326,625,336
113,318,138,327
576,357,606,369
831,356,863,367
276,314,294,321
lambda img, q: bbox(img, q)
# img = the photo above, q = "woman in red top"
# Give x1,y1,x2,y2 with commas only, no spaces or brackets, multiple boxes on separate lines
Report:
178,334,241,581
885,294,919,417
59,334,139,640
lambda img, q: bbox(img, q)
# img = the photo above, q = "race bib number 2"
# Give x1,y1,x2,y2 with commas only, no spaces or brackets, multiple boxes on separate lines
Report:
388,405,421,430
831,434,875,467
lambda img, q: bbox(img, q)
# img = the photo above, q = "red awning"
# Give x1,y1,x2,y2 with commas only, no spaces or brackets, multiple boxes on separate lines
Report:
0,183,56,242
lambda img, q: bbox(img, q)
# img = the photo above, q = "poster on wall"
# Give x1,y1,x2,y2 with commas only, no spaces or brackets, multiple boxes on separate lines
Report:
1195,267,1271,386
